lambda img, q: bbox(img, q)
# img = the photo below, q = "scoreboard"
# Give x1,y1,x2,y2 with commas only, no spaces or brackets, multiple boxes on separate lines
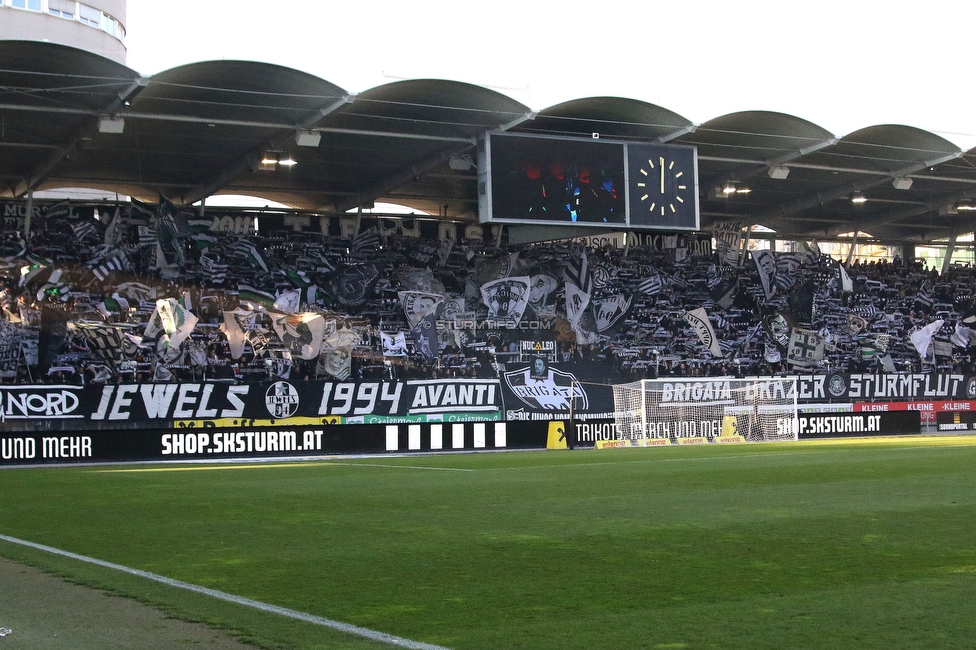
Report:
478,131,699,231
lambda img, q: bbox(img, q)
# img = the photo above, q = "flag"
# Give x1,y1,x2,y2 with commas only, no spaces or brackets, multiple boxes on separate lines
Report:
69,218,98,241
38,306,70,372
637,275,663,296
838,263,853,292
74,321,125,369
350,227,383,255
591,294,633,336
410,312,439,363
399,291,444,329
952,324,971,348
751,250,776,300
788,280,816,326
879,354,896,373
90,255,127,282
915,283,934,310
787,328,825,367
273,289,302,314
381,331,407,357
683,307,723,357
848,314,868,335
910,320,944,358
713,221,742,265
331,263,380,307
321,345,352,380
269,312,326,360
481,277,531,326
144,298,198,355
221,310,254,359
238,284,276,309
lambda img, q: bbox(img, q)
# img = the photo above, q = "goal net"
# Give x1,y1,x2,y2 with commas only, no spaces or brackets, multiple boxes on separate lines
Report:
611,377,799,443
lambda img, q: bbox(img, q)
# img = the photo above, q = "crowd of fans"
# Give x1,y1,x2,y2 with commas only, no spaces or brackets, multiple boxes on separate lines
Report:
1,202,974,387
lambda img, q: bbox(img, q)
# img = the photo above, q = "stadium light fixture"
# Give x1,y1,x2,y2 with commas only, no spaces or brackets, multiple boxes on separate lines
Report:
278,156,298,166
98,116,125,134
723,180,737,194
768,165,790,179
295,130,321,147
851,191,867,203
892,177,913,190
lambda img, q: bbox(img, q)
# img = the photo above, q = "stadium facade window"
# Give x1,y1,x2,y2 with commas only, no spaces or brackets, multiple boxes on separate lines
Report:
48,0,74,19
11,0,42,10
78,2,98,26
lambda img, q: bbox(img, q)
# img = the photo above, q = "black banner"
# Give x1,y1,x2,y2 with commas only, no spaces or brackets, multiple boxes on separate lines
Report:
0,420,545,466
796,374,972,403
797,411,920,438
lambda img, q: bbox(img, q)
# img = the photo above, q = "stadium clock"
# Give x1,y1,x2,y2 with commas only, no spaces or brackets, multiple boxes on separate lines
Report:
626,143,699,230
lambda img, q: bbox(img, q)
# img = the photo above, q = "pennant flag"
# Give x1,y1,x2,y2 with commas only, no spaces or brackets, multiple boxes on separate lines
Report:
910,320,944,358
683,307,723,357
269,312,326,360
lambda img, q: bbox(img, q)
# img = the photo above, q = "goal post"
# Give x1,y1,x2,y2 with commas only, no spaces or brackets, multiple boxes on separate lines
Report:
611,377,799,443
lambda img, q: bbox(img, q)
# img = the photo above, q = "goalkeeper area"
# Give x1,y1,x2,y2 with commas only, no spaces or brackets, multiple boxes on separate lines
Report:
612,377,799,443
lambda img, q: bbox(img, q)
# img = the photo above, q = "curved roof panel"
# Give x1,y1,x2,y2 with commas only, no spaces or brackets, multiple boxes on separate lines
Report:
2,41,976,242
518,97,693,141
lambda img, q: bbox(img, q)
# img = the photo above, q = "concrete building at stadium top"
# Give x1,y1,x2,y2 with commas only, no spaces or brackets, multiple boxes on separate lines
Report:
0,0,125,64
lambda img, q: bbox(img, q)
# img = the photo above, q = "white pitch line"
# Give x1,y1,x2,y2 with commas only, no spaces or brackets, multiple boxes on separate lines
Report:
0,533,451,650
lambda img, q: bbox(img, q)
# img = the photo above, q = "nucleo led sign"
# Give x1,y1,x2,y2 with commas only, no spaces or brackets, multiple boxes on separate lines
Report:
478,132,699,231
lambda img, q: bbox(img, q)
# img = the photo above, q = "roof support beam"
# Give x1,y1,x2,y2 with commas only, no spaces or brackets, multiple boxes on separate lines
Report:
180,94,357,206
331,111,537,214
702,136,838,186
807,184,976,238
755,151,962,230
9,76,149,198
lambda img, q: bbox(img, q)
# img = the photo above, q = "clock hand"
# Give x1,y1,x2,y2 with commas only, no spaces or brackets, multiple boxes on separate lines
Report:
660,157,665,194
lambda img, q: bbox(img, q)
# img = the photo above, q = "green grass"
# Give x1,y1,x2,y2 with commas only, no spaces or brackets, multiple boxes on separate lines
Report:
2,438,976,649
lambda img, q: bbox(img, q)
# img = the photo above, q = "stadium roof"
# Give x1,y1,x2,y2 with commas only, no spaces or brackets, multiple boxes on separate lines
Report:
3,40,976,243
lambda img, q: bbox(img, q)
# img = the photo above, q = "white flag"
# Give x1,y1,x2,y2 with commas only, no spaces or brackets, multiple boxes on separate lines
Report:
910,320,944,358
683,307,723,357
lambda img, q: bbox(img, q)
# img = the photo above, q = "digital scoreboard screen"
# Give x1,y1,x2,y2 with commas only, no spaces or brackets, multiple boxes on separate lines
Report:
478,132,699,231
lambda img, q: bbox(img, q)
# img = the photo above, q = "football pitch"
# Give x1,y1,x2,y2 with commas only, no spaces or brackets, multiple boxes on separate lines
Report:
2,436,976,649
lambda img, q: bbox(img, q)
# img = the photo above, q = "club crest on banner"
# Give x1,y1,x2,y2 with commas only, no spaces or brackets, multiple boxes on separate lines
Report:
503,362,587,411
265,380,299,418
